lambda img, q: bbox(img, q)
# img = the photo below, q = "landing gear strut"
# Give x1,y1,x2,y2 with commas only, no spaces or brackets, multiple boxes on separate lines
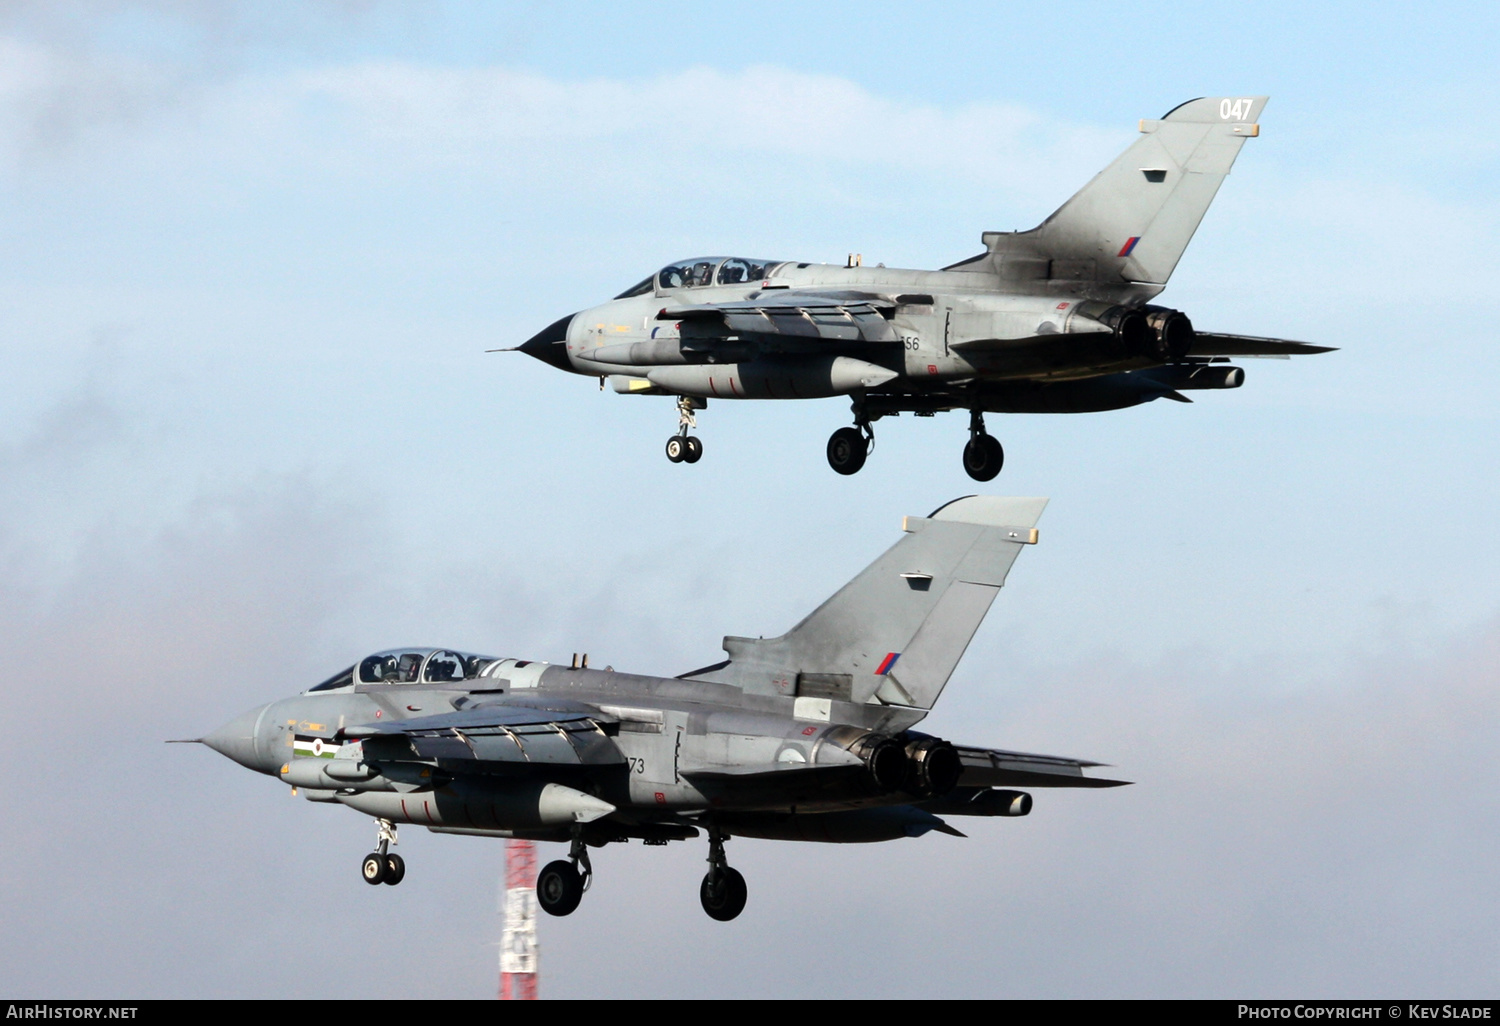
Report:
537,828,593,917
699,824,747,921
962,408,1004,482
826,401,874,476
665,396,704,464
361,818,405,886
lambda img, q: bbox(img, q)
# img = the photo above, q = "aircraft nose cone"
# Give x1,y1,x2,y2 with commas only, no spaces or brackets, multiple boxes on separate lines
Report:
518,313,575,371
203,703,274,774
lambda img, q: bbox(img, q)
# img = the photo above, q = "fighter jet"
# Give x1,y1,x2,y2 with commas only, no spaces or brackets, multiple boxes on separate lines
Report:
513,96,1330,480
196,496,1124,921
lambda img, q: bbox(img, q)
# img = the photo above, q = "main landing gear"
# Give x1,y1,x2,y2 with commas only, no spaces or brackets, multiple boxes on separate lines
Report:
699,824,747,922
532,824,748,922
962,408,1004,482
536,829,593,917
826,424,873,476
825,399,1005,481
360,818,405,886
827,402,874,476
664,396,704,465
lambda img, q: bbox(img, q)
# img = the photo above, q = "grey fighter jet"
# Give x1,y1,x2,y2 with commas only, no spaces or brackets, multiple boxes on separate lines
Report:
514,96,1330,480
196,496,1124,921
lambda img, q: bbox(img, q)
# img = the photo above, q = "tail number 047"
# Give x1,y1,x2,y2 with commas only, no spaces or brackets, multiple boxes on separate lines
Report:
1220,98,1255,121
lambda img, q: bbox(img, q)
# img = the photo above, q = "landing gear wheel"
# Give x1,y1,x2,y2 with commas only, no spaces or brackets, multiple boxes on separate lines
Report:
962,434,1004,482
826,427,869,475
536,859,584,917
700,866,748,921
665,436,687,463
361,852,387,885
383,853,406,886
682,435,703,463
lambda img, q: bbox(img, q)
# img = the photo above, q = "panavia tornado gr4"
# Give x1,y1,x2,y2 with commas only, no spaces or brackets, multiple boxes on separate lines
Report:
512,96,1329,480
196,496,1125,921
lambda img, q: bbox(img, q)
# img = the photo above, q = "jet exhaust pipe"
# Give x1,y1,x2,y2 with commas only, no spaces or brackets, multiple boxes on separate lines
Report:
818,725,909,792
902,735,962,798
1144,307,1195,361
1074,302,1153,359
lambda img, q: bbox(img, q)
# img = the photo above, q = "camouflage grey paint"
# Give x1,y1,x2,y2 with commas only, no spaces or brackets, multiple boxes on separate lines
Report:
511,97,1331,478
199,498,1126,915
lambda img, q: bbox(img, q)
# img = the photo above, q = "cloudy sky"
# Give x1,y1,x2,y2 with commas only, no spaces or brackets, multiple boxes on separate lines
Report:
2,1,1497,999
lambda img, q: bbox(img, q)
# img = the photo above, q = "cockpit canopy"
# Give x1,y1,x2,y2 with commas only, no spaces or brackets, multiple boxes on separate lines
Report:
658,256,779,290
613,257,781,299
307,648,501,692
612,257,786,300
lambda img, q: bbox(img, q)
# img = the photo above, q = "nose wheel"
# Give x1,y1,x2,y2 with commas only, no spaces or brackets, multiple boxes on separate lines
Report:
665,434,702,464
665,396,705,464
699,824,747,921
360,819,404,886
962,409,1004,482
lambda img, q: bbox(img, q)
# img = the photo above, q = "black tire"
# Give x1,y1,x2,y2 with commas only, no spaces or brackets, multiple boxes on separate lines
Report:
962,434,1004,482
700,866,748,922
683,436,703,463
536,860,584,917
826,427,868,475
665,436,686,463
383,853,406,886
361,852,387,886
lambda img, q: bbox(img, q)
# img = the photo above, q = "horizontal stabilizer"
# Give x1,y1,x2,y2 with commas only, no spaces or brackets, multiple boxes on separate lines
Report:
956,745,1130,788
1188,332,1336,357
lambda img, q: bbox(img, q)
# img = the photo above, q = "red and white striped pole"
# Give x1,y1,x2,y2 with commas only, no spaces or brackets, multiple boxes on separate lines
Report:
499,838,539,1000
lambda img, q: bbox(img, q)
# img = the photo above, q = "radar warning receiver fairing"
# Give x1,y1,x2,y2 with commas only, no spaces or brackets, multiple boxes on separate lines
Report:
194,497,1125,921
511,97,1330,480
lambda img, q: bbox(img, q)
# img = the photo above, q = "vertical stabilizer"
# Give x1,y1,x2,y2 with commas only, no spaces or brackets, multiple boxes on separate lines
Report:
696,497,1046,711
983,96,1267,289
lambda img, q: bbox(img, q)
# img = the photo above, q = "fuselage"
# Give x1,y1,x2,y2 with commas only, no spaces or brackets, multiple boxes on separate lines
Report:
207,651,935,841
545,256,1175,401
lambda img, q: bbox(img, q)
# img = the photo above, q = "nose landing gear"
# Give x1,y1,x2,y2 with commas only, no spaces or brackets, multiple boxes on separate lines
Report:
360,818,405,886
665,396,705,464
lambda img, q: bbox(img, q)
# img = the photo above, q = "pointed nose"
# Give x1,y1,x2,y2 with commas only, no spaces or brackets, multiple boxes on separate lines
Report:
518,313,575,372
204,703,275,775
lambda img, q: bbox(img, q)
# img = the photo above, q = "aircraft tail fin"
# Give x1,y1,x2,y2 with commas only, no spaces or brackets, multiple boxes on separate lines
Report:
980,96,1267,290
695,497,1046,712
